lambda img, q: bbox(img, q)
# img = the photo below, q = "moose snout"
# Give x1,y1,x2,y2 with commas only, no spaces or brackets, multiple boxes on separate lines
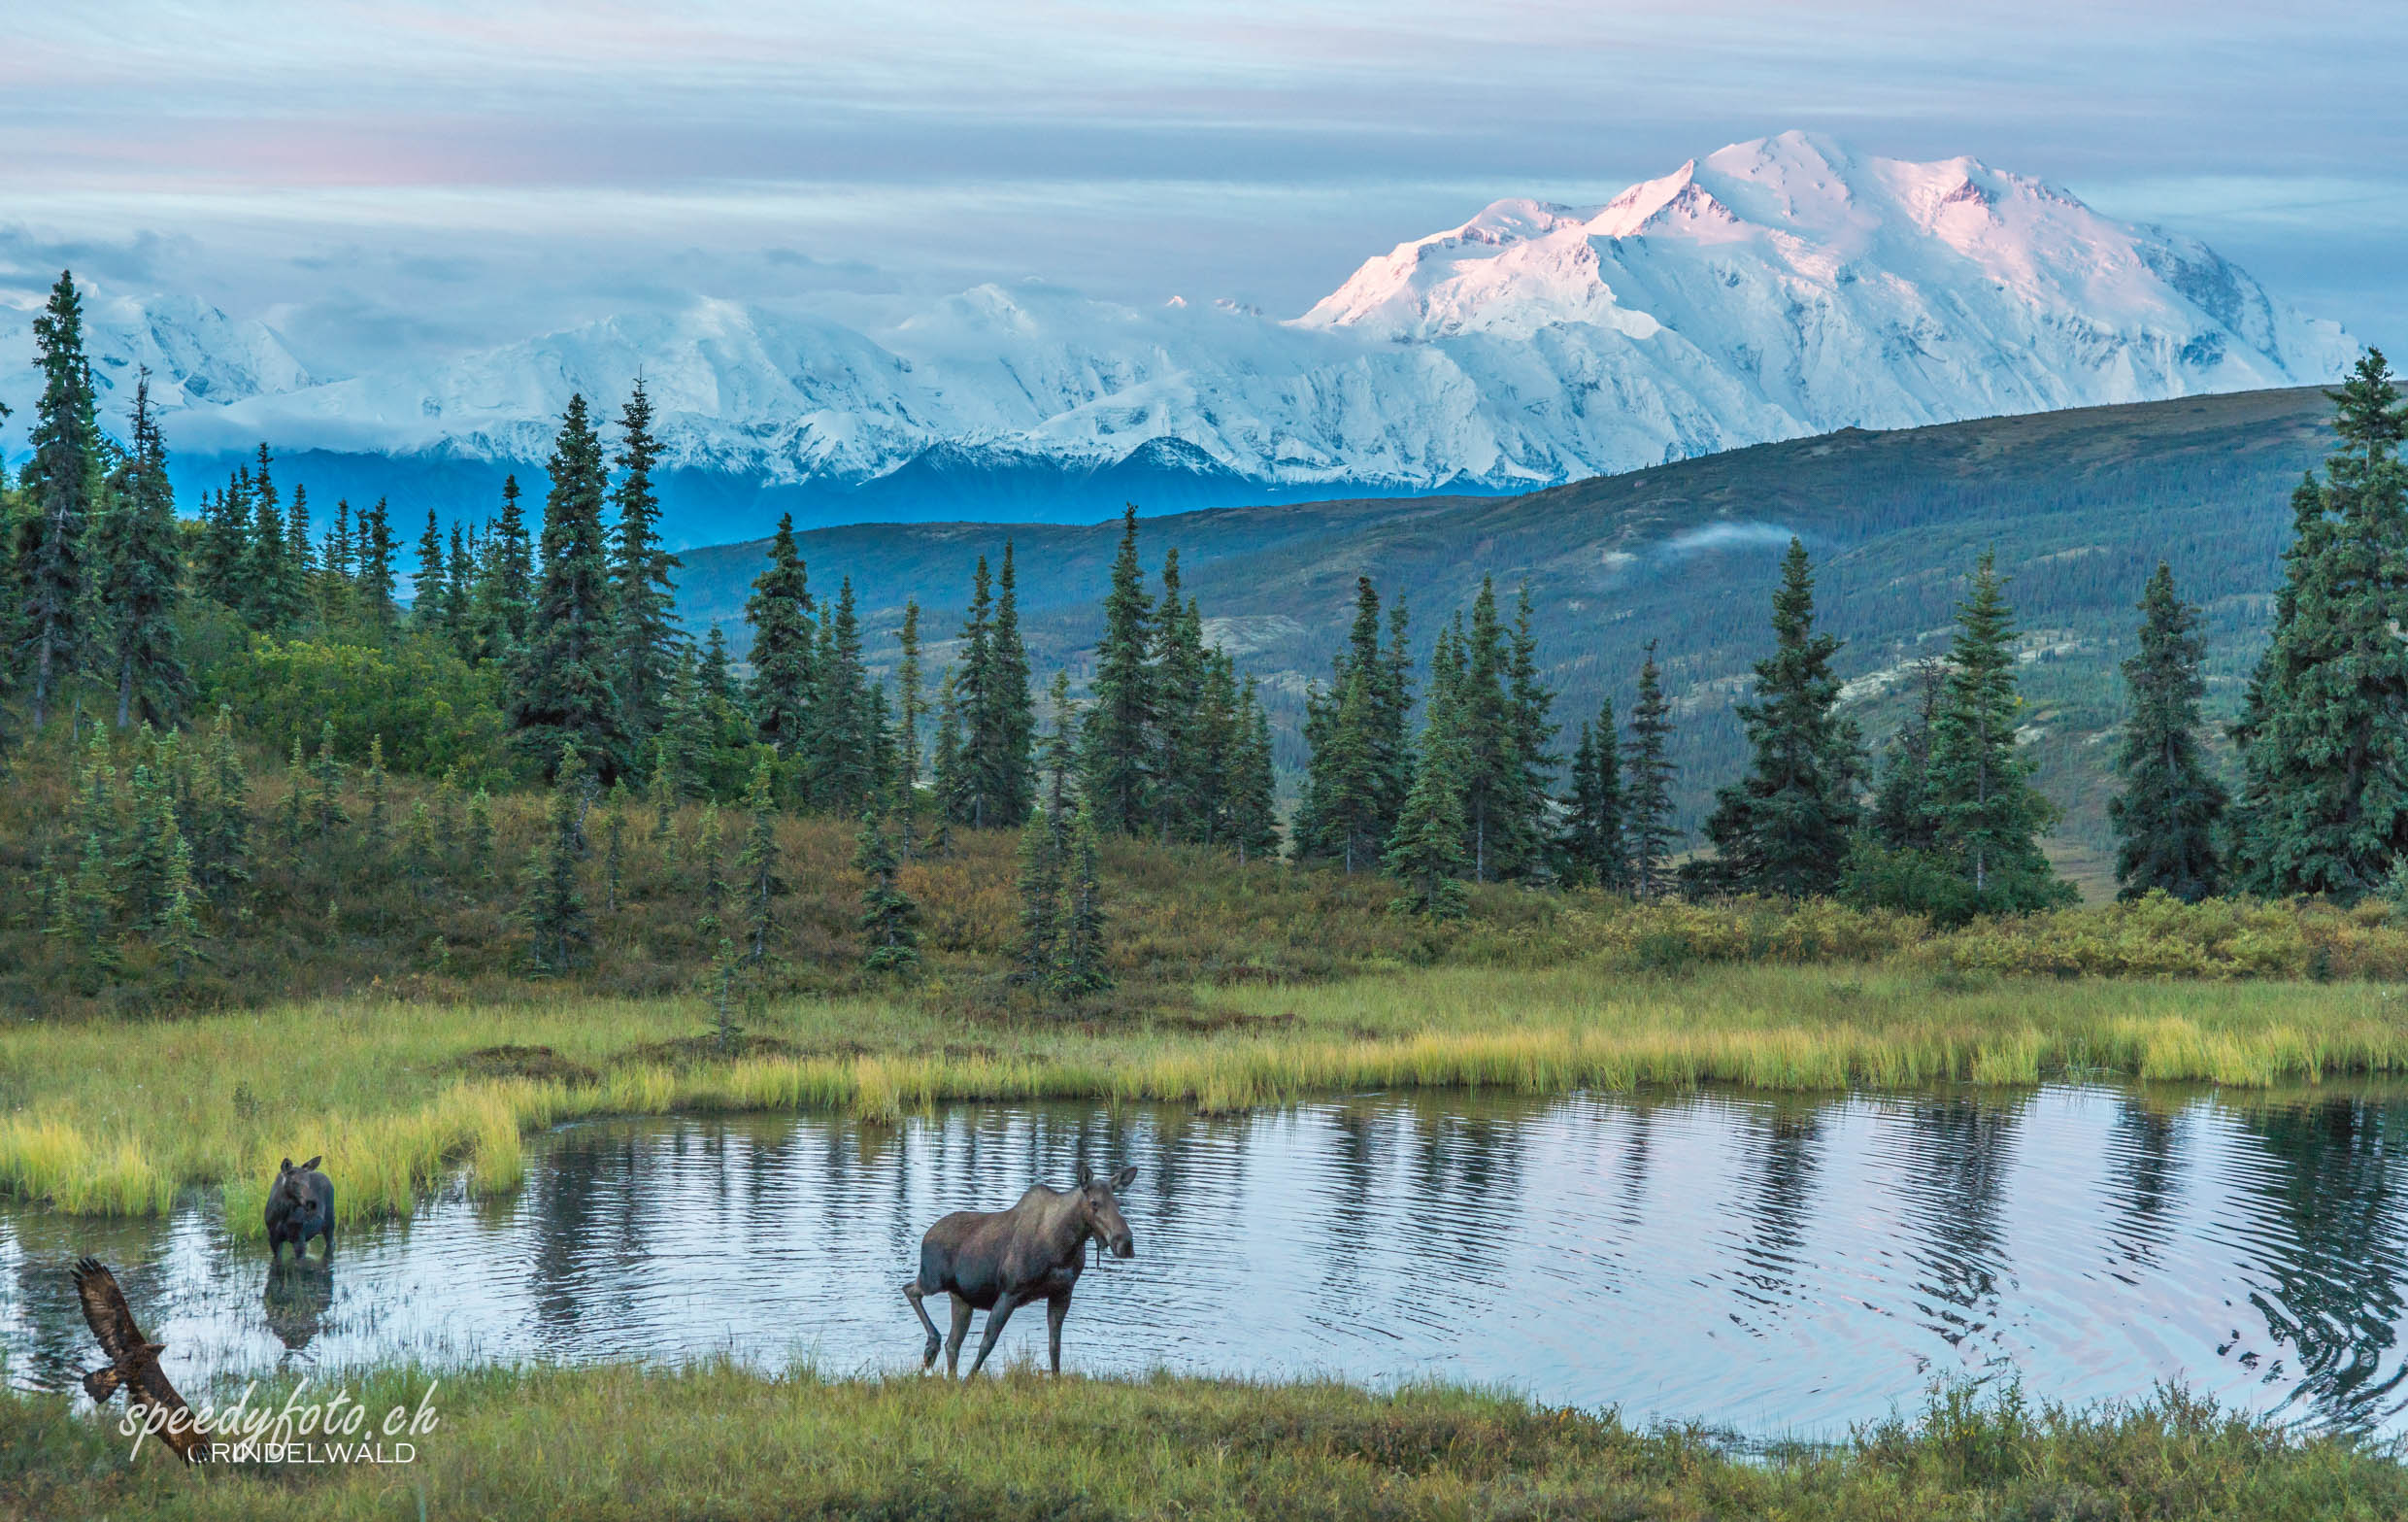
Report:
1111,1231,1135,1260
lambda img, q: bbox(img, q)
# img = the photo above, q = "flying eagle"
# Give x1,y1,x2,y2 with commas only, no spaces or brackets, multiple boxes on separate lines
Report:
71,1257,205,1464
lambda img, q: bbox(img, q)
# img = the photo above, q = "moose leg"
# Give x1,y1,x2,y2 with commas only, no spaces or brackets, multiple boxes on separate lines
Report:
1046,1292,1071,1374
966,1292,1022,1376
904,1281,943,1368
944,1295,974,1376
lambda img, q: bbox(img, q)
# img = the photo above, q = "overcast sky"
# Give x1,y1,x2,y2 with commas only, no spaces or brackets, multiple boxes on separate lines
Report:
3,1,2401,372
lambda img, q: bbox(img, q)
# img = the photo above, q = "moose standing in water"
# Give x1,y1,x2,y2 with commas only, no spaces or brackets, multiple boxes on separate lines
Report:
905,1164,1138,1376
265,1156,334,1262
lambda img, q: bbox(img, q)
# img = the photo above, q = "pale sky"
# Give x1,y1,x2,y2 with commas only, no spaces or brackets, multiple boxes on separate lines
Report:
3,1,2401,371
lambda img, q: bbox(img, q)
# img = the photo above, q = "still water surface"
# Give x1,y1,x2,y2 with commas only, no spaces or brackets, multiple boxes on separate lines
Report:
3,1083,2404,1437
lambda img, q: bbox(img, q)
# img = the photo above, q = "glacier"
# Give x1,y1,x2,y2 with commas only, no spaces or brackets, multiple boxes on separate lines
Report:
0,132,2358,537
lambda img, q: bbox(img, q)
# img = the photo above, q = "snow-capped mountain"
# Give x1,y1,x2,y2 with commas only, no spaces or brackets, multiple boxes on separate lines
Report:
1,133,2356,535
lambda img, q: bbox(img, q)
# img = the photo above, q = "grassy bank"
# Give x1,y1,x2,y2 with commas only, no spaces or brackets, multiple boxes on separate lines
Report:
2,1364,2399,1521
4,964,2406,1224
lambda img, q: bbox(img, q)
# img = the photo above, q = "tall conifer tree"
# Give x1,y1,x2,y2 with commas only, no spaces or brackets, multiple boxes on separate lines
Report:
1622,643,1680,900
94,375,190,729
2229,354,2408,899
1081,506,1157,835
1926,552,2070,911
743,512,816,756
511,394,629,777
2110,561,2226,900
609,380,684,742
14,270,98,729
1557,702,1626,889
1701,540,1861,897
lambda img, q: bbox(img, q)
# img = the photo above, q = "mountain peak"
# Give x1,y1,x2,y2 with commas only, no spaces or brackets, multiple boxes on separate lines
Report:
2,136,2359,534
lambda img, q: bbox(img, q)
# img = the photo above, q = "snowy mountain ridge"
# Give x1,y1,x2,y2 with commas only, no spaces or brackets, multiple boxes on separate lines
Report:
0,132,2357,526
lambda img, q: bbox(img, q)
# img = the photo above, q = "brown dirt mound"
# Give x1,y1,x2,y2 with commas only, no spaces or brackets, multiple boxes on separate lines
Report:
448,1044,600,1086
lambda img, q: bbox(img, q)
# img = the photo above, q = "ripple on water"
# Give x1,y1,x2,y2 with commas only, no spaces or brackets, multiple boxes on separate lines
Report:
4,1082,2406,1437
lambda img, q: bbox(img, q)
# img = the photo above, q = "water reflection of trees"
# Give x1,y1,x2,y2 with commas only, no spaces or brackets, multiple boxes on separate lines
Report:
2102,1098,2183,1270
1891,1095,2028,1349
2226,1095,2408,1431
1726,1096,1827,1310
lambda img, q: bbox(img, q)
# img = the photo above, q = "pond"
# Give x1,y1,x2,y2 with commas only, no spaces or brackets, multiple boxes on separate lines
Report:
4,1082,2405,1438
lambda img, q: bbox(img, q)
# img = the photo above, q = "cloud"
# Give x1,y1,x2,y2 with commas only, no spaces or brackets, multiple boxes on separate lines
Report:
0,2,2401,353
1659,523,1799,558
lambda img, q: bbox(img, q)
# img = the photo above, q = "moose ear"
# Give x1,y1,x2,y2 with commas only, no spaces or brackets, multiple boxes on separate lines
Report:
280,1157,293,1172
1113,1165,1138,1190
1077,1162,1094,1186
301,1156,321,1172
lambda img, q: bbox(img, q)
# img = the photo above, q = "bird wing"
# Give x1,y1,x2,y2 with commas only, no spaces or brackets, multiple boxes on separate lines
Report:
71,1257,144,1363
131,1354,202,1462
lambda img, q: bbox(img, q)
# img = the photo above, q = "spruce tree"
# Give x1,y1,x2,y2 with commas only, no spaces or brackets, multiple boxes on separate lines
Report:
362,734,391,859
695,801,728,929
1505,582,1561,870
411,507,446,632
1622,642,1680,900
856,810,921,974
287,484,316,605
195,706,251,900
195,468,251,608
1298,577,1413,869
1226,676,1281,864
310,721,348,841
520,743,592,973
1054,801,1111,996
929,668,964,850
443,522,475,656
280,735,308,854
609,380,684,742
2230,354,2408,899
1010,809,1063,991
1926,552,2071,911
597,779,630,913
481,474,536,656
986,543,1037,827
1454,578,1532,881
243,446,308,634
1150,550,1208,840
736,751,784,964
1557,703,1627,890
512,395,630,778
1868,660,1948,852
118,749,179,930
1386,676,1471,919
155,831,206,981
402,798,438,896
894,599,925,855
93,374,190,729
2108,562,2226,900
355,498,399,629
813,577,879,814
466,788,496,884
1702,540,1862,897
14,270,97,730
744,513,816,755
1081,506,1157,835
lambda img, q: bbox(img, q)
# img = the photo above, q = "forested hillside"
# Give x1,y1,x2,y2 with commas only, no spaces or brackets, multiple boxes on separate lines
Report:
678,387,2334,887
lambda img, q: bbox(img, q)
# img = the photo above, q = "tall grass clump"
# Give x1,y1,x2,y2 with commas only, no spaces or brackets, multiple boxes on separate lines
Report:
6,962,2408,1223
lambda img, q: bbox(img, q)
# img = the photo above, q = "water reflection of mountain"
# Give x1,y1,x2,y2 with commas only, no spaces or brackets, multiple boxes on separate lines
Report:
2225,1095,2408,1430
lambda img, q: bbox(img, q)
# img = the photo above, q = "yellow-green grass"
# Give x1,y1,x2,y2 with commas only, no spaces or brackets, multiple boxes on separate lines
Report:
4,964,2408,1227
2,1363,2398,1521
